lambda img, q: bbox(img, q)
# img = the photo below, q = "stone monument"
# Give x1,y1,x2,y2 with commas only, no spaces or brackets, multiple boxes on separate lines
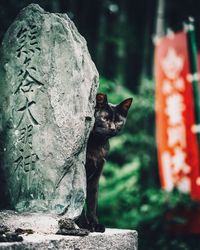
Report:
0,4,99,218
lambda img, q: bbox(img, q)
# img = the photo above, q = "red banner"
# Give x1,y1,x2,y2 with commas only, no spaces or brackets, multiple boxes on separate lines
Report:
155,31,200,200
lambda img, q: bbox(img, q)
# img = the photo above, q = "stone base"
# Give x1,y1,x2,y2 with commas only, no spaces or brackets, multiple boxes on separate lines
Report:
0,229,137,250
0,211,137,249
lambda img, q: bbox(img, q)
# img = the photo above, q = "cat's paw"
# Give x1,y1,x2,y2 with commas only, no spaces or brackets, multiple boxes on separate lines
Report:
94,223,105,233
87,223,105,233
84,223,95,232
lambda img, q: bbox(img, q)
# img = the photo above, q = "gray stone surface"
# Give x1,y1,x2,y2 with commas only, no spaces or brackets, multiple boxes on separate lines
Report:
0,210,60,234
0,4,99,216
0,229,138,250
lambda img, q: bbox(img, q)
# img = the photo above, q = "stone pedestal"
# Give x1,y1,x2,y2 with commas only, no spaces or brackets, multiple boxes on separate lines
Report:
0,229,138,250
0,211,138,249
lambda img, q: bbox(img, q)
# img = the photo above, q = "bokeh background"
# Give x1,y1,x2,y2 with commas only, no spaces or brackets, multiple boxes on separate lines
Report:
1,0,200,249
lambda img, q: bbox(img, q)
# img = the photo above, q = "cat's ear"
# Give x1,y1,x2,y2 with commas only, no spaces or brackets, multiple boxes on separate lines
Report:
117,98,133,116
96,93,108,109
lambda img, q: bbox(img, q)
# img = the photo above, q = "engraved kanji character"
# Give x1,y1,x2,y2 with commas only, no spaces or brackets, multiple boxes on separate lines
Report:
19,124,33,148
16,97,39,128
24,153,38,172
15,69,44,94
14,150,38,173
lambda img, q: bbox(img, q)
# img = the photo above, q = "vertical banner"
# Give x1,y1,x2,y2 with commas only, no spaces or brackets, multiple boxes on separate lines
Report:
155,32,200,200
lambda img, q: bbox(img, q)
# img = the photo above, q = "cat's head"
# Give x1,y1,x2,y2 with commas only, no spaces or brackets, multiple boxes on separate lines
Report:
93,93,132,138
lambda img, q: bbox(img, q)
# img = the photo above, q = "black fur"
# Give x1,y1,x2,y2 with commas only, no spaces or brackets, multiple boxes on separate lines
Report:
76,93,132,232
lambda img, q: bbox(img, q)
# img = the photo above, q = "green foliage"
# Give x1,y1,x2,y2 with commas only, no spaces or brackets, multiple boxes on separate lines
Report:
98,77,200,250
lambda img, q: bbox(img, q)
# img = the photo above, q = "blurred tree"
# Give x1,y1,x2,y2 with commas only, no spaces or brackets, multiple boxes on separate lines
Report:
1,0,200,91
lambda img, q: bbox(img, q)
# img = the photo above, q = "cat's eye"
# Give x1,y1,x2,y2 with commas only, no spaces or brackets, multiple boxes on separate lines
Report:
115,115,124,125
116,120,123,125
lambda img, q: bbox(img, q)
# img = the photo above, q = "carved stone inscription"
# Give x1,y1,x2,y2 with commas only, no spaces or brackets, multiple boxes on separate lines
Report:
12,21,44,207
17,29,40,169
0,4,99,217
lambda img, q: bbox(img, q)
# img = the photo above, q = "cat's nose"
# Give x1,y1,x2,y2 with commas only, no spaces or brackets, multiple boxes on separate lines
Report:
110,123,116,131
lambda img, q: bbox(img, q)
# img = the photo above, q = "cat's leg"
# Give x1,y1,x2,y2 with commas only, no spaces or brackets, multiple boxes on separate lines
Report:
76,207,89,229
56,218,89,236
86,174,105,233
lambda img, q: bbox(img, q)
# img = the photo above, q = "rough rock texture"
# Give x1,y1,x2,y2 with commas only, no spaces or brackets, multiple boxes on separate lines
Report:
0,229,138,250
0,4,99,216
0,210,59,234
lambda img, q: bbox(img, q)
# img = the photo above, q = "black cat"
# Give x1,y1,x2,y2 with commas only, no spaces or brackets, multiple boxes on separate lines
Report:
77,93,133,232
